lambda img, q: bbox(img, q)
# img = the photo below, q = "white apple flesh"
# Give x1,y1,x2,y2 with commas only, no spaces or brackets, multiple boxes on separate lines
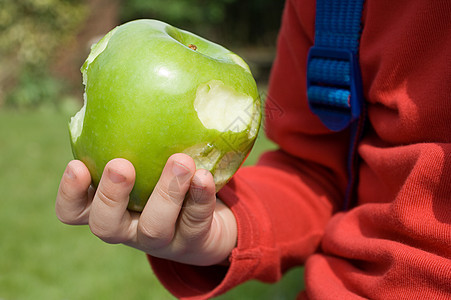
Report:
69,19,261,211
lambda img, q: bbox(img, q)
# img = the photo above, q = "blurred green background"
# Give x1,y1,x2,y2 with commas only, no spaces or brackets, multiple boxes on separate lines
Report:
0,0,305,299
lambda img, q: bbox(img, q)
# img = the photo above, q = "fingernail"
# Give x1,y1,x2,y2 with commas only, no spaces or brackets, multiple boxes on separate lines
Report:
108,168,126,183
172,161,190,177
189,184,205,201
65,165,76,180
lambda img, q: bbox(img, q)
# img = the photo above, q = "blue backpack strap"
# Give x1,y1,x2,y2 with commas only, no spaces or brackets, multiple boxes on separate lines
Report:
306,0,366,209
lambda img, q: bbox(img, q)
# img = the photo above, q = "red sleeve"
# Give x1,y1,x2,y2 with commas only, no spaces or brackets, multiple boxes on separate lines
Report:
148,0,351,298
302,0,451,298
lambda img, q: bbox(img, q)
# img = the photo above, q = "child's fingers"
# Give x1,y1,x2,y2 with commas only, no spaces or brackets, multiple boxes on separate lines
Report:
177,169,216,244
136,153,195,250
166,169,219,265
88,158,136,244
55,160,92,225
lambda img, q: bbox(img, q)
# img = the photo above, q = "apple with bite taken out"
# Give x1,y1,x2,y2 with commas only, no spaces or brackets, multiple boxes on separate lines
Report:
69,19,261,212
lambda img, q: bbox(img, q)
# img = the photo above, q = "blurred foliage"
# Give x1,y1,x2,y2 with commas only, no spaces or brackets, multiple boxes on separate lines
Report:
4,68,79,113
120,0,284,46
121,0,234,26
1,0,283,110
0,0,87,109
0,0,86,68
4,69,62,109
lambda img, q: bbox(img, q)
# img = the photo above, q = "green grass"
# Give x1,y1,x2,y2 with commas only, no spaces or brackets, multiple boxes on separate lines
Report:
0,109,304,299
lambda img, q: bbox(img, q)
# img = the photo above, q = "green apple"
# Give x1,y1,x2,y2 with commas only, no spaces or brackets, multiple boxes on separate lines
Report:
69,19,261,212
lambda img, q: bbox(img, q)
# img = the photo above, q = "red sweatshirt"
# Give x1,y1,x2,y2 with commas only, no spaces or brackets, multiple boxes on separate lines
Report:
149,0,451,298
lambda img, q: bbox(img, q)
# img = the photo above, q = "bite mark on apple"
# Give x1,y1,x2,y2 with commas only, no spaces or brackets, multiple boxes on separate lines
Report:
248,95,261,139
182,143,244,192
82,27,118,85
72,28,118,144
69,92,87,144
227,53,251,73
182,143,222,171
194,80,254,133
213,151,246,190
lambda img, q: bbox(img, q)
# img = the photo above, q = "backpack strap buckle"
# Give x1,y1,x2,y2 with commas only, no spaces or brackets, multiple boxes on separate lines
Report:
306,46,364,131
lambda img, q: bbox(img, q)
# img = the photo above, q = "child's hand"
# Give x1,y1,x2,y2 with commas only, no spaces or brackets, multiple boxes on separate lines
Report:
55,153,237,266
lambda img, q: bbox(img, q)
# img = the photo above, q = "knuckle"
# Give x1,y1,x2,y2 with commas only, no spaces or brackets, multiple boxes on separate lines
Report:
155,186,183,207
137,220,162,240
137,220,172,248
58,183,74,203
181,210,206,227
55,197,87,226
56,212,73,225
96,189,120,209
56,213,79,225
178,214,210,241
89,220,124,244
55,203,71,224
